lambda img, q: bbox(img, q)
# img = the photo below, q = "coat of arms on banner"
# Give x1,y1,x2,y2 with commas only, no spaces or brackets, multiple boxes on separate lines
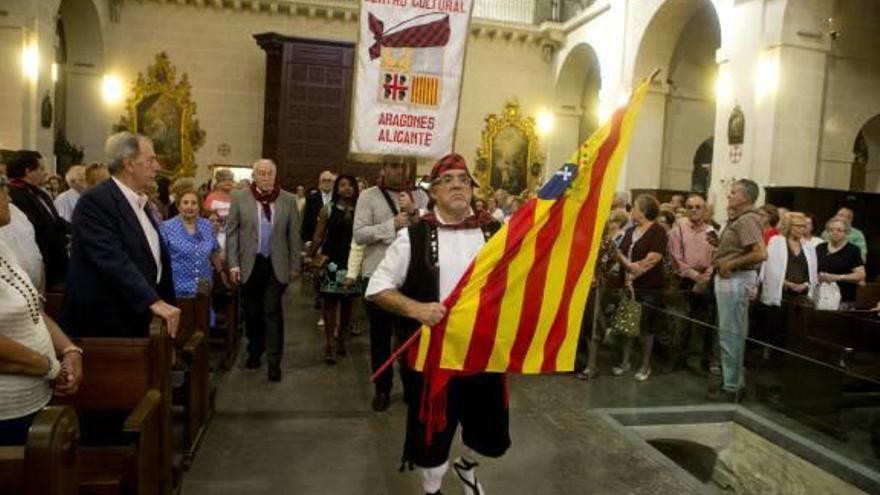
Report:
370,13,449,108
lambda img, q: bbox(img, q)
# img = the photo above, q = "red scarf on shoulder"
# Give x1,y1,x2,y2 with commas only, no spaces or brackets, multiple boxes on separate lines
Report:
250,183,280,221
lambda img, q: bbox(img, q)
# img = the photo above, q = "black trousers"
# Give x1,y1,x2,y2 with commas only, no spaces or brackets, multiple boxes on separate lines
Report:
366,295,395,395
243,256,287,367
400,365,510,468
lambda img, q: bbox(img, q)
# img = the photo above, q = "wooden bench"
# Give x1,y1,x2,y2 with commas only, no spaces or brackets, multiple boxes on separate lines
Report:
0,406,79,495
176,296,213,465
53,319,174,495
210,283,241,371
777,307,880,439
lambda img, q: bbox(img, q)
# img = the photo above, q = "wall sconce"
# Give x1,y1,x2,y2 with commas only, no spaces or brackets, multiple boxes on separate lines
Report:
51,62,58,83
22,40,39,82
536,110,554,136
101,74,123,104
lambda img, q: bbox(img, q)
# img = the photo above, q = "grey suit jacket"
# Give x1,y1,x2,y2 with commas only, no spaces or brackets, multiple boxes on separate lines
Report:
226,189,302,284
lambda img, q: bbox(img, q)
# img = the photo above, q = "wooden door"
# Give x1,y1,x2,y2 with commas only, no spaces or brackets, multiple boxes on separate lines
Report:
256,33,379,191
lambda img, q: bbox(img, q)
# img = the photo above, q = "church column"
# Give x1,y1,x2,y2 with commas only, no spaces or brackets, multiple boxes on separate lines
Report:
0,22,26,149
624,88,665,189
546,109,579,173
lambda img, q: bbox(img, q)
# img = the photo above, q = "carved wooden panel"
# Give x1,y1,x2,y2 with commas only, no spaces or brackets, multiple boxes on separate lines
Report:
256,33,378,191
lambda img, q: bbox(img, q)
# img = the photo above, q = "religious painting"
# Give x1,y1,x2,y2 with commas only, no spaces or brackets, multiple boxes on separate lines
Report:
490,126,528,193
114,52,205,179
474,101,540,196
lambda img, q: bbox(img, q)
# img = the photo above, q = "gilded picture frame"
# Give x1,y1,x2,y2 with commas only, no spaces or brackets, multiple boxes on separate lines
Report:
114,52,205,179
474,101,540,197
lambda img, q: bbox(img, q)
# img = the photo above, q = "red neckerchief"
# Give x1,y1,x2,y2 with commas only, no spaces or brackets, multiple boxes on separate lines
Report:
250,183,280,221
420,209,496,230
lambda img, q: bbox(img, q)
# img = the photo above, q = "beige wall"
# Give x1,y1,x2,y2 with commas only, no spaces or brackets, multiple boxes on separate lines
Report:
100,2,553,182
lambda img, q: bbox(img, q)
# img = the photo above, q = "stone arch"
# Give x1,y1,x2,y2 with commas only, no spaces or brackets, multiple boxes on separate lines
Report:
628,0,721,190
55,0,106,166
853,115,880,192
555,43,602,143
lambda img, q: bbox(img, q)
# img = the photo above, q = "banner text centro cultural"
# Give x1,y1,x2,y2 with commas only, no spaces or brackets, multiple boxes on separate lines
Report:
349,0,474,159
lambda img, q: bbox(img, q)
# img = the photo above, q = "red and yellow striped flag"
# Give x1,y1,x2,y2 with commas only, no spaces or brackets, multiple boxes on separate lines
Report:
412,77,650,375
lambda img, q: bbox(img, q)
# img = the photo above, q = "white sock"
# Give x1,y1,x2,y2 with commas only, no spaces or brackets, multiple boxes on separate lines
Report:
454,449,482,494
418,461,448,494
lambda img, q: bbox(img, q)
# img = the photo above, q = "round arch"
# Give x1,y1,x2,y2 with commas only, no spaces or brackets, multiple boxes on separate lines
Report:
555,43,602,143
853,114,880,192
55,0,105,169
628,0,721,191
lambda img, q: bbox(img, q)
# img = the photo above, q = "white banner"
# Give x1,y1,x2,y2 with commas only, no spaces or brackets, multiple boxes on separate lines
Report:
350,0,475,159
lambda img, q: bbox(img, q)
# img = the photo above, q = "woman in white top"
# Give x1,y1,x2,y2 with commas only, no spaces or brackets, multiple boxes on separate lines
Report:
0,176,82,445
759,212,818,306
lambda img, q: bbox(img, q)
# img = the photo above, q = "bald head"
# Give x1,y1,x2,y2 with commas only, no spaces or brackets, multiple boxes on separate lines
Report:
252,159,277,191
318,170,336,193
65,165,87,193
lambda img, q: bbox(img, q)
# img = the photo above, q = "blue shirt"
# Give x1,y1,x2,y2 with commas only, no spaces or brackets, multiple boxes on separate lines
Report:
160,216,219,298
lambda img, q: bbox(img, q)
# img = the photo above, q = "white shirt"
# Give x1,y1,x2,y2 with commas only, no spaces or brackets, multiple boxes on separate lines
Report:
321,190,332,206
0,204,44,290
0,240,56,420
53,188,81,223
366,211,485,302
113,178,162,282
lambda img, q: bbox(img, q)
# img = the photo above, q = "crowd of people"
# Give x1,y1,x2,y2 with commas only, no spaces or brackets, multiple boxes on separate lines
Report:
578,182,873,403
1,134,879,493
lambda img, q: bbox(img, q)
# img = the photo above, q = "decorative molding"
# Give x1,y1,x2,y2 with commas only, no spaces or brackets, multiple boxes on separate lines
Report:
138,0,562,51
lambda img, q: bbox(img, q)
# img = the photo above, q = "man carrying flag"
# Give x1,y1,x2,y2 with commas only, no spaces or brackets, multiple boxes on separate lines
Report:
366,74,651,494
366,154,505,495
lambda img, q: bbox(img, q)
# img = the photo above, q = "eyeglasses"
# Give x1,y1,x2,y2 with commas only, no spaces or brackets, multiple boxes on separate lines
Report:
791,224,807,228
433,174,472,187
685,204,703,210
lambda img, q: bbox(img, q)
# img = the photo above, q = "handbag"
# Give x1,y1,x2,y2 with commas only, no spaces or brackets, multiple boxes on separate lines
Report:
815,282,841,311
609,287,642,338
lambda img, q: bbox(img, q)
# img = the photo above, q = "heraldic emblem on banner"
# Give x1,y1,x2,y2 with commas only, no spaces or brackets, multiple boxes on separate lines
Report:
370,12,449,108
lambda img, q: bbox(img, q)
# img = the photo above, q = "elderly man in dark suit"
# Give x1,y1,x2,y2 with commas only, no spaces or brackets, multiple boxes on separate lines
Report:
301,170,335,243
61,132,180,338
227,159,301,382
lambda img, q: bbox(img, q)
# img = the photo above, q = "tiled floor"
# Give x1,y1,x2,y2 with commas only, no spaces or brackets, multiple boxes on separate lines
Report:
181,284,702,495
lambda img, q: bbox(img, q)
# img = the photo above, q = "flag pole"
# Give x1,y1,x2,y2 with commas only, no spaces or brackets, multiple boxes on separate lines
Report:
371,329,422,382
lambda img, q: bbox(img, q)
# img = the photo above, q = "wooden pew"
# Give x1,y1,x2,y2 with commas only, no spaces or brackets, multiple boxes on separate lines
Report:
53,319,173,495
210,283,241,371
0,406,79,495
176,295,213,465
778,307,880,439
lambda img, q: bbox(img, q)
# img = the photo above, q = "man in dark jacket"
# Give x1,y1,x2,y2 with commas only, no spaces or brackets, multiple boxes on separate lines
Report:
6,150,69,289
61,132,180,338
301,170,335,242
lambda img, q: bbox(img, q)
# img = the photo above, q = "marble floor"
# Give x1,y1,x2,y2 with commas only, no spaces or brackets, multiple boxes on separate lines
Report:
180,282,879,494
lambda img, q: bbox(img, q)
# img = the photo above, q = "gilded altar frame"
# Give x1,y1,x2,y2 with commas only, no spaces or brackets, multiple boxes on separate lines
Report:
114,52,205,179
473,101,541,197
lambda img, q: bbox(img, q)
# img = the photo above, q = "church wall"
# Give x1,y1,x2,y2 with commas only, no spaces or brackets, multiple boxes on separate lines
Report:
818,59,880,191
102,2,553,182
0,25,25,150
662,95,714,190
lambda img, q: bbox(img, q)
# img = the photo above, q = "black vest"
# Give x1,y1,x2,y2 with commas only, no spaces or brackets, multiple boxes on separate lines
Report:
396,220,501,341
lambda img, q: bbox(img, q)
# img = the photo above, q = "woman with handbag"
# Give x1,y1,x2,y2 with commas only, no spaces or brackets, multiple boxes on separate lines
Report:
816,217,865,310
306,175,362,364
614,194,668,382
